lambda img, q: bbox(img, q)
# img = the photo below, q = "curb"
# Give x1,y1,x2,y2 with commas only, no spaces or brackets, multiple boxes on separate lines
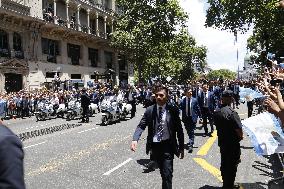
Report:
17,123,83,141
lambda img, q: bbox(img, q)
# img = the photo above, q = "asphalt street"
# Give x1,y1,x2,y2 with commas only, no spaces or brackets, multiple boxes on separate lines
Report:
4,103,283,189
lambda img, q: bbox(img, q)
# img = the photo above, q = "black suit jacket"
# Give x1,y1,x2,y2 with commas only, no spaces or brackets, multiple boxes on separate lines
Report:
0,124,25,189
81,93,90,107
133,104,184,157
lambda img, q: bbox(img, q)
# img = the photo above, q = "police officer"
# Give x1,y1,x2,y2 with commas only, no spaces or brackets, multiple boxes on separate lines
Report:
213,90,243,189
81,88,90,123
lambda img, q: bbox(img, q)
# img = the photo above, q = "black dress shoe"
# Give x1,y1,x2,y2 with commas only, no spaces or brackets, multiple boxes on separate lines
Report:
188,145,193,153
147,160,157,171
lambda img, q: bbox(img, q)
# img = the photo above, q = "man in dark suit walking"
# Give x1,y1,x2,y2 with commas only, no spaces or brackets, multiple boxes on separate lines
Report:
0,121,25,189
125,86,136,118
131,86,184,189
198,84,216,137
180,88,201,153
80,88,90,123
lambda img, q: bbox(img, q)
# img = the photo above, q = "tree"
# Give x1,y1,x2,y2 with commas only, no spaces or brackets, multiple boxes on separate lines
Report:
205,0,284,57
206,69,236,80
111,0,188,82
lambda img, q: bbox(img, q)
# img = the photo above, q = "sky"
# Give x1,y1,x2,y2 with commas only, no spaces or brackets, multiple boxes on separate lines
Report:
179,0,253,71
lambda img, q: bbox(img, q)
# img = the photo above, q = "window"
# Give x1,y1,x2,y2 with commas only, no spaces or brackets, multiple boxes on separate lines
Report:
42,38,60,63
71,74,81,79
89,48,99,67
13,33,24,59
46,72,56,78
0,30,9,57
13,33,22,51
68,44,80,65
0,30,8,49
42,38,60,55
104,51,113,69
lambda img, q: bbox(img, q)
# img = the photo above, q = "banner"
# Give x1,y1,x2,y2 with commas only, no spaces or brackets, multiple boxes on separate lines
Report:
242,112,284,156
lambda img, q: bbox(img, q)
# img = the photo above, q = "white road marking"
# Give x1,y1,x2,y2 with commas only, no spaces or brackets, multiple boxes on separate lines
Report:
24,141,47,149
103,158,133,176
78,127,98,134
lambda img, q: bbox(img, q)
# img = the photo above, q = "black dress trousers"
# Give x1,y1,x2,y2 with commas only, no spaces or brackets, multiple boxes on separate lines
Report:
152,140,174,189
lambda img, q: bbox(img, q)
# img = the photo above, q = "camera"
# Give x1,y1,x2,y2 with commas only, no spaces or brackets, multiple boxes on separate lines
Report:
270,79,282,86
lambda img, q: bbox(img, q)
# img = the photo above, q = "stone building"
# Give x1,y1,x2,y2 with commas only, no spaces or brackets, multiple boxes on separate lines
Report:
0,0,132,93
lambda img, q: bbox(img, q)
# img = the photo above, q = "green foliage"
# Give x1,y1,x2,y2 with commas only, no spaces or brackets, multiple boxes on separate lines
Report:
111,0,208,83
205,0,284,57
207,69,237,80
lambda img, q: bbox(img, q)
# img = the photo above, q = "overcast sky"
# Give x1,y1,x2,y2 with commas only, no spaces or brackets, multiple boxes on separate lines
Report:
179,0,253,71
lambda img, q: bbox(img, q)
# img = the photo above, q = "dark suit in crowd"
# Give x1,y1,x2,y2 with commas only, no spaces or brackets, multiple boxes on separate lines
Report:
125,90,136,118
213,92,243,189
133,103,184,189
198,91,216,136
0,124,25,189
180,97,200,151
81,90,90,123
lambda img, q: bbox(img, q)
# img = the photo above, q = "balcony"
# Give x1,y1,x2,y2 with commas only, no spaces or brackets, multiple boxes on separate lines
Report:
87,1,115,14
47,55,57,63
0,0,30,16
0,48,11,58
14,50,24,59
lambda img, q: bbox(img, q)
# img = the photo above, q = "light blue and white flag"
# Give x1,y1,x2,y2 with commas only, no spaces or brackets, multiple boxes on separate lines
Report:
239,87,264,102
242,112,284,156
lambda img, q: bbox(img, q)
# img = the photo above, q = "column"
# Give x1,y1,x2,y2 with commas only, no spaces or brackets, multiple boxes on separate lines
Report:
104,16,107,39
87,9,91,34
54,0,57,24
111,19,114,34
0,73,5,93
8,31,14,57
95,12,99,36
36,32,42,61
66,1,70,28
114,52,119,86
82,46,89,67
77,4,81,31
61,41,68,64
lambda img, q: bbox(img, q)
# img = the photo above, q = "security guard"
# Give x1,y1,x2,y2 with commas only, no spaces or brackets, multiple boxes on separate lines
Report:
80,88,90,123
213,90,243,189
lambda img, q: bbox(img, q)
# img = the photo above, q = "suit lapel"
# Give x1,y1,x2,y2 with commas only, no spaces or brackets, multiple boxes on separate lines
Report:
166,104,171,131
152,104,157,130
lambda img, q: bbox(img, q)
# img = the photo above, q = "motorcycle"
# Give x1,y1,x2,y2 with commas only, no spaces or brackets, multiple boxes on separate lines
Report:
66,100,82,121
89,103,99,116
35,102,56,121
120,100,132,120
56,104,66,118
100,97,120,125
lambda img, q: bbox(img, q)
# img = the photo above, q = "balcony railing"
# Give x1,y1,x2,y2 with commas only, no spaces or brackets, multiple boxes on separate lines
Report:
41,13,111,40
47,55,57,63
0,48,11,58
14,50,24,59
0,0,30,16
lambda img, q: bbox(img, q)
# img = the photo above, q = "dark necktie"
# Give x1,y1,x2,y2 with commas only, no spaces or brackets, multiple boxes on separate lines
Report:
188,98,191,116
204,92,207,107
157,107,164,142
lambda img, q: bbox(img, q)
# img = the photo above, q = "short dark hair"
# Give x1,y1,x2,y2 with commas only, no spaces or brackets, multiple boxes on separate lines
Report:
154,86,169,95
185,87,193,92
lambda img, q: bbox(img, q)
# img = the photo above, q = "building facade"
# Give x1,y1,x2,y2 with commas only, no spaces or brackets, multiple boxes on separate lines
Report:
238,52,258,80
0,0,132,93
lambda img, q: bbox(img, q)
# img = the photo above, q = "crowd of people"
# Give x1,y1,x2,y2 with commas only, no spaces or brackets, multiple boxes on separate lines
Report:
2,52,284,188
